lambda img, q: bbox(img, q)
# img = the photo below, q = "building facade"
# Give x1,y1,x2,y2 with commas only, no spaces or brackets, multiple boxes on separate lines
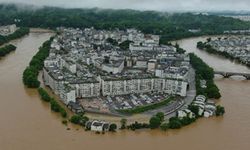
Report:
101,77,187,97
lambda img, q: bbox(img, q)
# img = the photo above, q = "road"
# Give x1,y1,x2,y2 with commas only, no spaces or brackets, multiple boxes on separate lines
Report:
143,67,196,119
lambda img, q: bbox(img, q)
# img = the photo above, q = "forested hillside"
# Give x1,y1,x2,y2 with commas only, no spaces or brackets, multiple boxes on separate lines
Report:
0,4,249,42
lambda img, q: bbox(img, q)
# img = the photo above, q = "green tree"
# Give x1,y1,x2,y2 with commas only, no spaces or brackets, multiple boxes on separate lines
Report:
119,40,133,50
188,105,199,116
168,117,182,129
70,115,82,124
149,116,161,129
160,123,169,131
120,118,127,129
50,99,61,112
60,108,67,118
79,116,89,126
37,87,51,102
109,123,117,132
106,38,118,46
156,112,165,123
216,105,225,116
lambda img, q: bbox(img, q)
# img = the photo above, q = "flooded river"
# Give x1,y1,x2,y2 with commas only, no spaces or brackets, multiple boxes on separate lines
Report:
0,33,250,150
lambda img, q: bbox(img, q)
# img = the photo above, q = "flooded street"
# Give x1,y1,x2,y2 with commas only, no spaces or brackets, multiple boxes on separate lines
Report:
0,33,250,150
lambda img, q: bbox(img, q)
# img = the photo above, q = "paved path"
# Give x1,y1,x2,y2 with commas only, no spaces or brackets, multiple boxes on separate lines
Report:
143,67,197,119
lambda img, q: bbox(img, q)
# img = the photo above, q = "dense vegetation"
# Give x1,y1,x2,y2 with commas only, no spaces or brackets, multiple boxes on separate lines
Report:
0,27,29,46
120,118,127,129
126,111,197,131
127,121,150,130
216,105,225,116
119,40,133,50
149,112,164,129
0,4,250,43
70,114,89,126
109,123,117,132
38,87,68,118
22,39,68,121
175,43,186,54
168,116,196,129
189,53,221,99
22,38,53,88
117,97,173,114
37,87,51,102
0,44,16,57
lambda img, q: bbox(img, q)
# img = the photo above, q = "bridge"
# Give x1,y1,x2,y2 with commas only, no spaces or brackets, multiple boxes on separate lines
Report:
214,71,250,80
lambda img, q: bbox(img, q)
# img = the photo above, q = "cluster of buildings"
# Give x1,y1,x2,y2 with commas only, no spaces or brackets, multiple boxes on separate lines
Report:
0,24,17,36
224,30,250,34
225,15,250,22
177,95,216,118
43,27,191,110
208,36,250,65
177,108,196,119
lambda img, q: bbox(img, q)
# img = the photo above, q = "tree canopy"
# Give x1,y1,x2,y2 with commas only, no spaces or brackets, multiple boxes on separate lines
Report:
1,4,250,42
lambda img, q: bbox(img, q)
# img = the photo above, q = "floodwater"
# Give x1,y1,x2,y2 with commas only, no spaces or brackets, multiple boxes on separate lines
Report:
0,33,250,150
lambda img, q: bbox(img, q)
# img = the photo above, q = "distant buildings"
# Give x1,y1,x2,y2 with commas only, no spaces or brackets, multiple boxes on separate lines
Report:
208,36,250,65
0,24,17,36
224,15,250,22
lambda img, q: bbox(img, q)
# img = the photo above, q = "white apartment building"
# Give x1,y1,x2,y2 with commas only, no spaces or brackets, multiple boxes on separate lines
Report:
74,82,100,98
102,60,124,74
101,77,187,97
59,86,76,104
129,43,154,51
43,67,65,95
59,57,77,74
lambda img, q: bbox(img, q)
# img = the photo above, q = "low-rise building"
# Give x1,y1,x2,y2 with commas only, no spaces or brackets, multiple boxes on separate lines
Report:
67,101,84,114
86,120,110,132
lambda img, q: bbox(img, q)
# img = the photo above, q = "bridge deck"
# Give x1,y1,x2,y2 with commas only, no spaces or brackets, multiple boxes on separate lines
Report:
214,71,250,79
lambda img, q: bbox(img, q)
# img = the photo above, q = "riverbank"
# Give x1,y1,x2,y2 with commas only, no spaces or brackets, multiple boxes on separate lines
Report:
0,44,16,57
0,27,29,46
30,28,55,33
197,39,250,68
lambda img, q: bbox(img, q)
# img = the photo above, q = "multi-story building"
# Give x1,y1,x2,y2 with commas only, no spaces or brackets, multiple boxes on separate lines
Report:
43,67,65,95
59,85,76,104
73,81,100,98
101,77,187,97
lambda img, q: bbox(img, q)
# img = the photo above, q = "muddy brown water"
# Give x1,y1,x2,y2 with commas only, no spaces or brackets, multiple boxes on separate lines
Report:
0,33,249,150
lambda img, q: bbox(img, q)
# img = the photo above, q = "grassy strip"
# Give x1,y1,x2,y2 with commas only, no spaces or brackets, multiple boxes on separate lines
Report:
0,27,30,46
22,37,53,88
189,53,221,99
22,38,67,118
38,87,67,118
117,96,174,114
0,44,16,57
